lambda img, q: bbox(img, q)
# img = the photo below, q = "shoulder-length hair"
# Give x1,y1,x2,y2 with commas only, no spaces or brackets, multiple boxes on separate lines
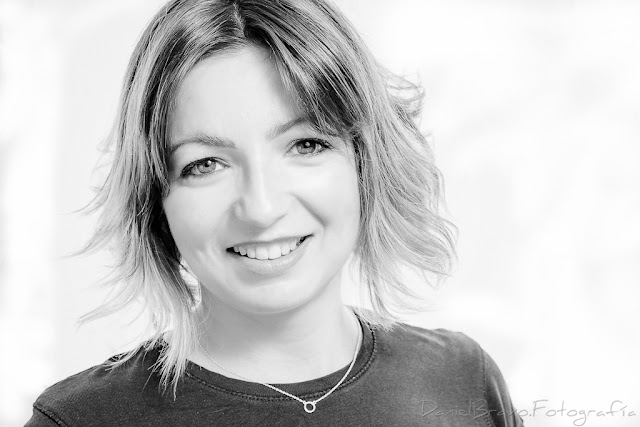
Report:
81,0,457,397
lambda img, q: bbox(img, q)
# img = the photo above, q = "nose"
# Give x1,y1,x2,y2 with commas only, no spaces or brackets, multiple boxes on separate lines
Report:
233,159,288,228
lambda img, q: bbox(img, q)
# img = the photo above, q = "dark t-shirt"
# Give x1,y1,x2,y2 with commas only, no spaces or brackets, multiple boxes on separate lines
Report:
26,313,525,426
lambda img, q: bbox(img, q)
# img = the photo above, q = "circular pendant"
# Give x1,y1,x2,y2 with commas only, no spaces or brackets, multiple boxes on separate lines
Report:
303,401,316,413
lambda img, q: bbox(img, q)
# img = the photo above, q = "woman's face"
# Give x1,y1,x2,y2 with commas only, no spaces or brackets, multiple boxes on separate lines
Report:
163,46,361,315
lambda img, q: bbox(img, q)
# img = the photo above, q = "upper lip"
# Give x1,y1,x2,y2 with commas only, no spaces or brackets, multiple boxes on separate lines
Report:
228,235,309,248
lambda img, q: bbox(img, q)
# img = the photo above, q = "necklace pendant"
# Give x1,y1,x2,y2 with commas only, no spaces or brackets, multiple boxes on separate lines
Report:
303,401,316,413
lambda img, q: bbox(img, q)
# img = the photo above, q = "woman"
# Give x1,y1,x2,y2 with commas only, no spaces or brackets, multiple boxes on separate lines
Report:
27,0,524,425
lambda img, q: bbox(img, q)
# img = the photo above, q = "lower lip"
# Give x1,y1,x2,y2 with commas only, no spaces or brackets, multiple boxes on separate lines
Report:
227,235,312,276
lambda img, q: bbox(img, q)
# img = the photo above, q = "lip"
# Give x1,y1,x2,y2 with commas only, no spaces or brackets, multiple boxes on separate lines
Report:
227,235,312,277
229,235,306,248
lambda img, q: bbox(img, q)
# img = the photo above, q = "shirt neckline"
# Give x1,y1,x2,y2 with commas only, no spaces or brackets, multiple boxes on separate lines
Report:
183,309,377,401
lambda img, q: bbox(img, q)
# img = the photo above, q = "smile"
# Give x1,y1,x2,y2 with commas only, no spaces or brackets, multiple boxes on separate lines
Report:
227,235,312,276
229,235,309,260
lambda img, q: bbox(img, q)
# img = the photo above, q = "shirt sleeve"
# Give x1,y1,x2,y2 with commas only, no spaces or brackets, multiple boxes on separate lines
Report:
481,347,525,427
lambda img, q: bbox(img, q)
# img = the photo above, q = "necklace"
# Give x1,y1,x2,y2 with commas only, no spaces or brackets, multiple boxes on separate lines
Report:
199,313,362,414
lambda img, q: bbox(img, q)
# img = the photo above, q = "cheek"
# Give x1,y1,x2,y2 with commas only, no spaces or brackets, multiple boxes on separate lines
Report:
302,158,361,236
162,188,226,255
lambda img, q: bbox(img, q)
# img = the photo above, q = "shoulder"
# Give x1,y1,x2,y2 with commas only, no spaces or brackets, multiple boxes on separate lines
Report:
380,321,510,392
28,342,163,427
378,321,485,371
378,322,524,427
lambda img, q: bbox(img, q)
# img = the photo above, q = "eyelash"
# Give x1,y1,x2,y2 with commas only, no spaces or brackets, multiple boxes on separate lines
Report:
179,138,333,179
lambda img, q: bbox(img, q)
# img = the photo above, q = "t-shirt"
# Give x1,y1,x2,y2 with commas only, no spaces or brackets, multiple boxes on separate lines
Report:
25,312,525,426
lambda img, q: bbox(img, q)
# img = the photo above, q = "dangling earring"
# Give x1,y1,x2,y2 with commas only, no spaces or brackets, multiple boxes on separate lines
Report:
179,261,201,312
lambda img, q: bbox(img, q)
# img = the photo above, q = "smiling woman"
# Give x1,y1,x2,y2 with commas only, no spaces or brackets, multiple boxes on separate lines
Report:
163,46,361,318
25,0,523,426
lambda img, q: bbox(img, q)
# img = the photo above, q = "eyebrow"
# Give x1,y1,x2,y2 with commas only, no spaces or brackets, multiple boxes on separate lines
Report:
168,117,310,155
267,116,309,140
168,133,235,155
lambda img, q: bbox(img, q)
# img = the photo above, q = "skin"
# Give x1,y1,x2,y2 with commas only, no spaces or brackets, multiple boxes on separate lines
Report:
162,45,362,383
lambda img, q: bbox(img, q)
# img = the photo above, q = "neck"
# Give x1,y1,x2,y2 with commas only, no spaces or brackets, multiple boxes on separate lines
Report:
192,278,361,384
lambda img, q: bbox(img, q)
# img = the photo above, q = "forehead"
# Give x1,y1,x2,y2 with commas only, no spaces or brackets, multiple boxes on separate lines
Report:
169,46,301,143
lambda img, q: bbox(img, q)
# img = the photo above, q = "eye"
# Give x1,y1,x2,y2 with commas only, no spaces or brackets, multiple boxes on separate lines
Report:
290,138,333,157
180,157,226,178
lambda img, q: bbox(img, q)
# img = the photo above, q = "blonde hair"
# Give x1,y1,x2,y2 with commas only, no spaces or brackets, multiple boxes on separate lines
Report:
80,0,457,398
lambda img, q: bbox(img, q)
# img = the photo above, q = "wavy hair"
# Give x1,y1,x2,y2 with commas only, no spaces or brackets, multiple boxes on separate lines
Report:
80,0,457,398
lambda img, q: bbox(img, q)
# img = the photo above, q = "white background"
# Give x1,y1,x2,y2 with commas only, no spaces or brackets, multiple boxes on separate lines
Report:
1,0,639,426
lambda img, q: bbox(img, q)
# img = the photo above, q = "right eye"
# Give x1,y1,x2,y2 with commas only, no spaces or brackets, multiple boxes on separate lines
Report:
180,157,226,178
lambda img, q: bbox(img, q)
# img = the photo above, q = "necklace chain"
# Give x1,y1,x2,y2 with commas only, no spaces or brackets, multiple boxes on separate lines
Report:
199,313,362,414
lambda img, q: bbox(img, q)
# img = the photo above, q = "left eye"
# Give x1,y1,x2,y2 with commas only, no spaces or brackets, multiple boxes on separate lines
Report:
181,157,225,178
291,139,332,156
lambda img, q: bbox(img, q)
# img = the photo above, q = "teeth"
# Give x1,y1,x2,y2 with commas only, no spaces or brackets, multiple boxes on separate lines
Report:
267,245,281,259
256,247,269,260
233,237,305,260
247,247,256,259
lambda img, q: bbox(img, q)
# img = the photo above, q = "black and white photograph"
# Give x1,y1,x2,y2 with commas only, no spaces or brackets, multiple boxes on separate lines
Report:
0,0,638,426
